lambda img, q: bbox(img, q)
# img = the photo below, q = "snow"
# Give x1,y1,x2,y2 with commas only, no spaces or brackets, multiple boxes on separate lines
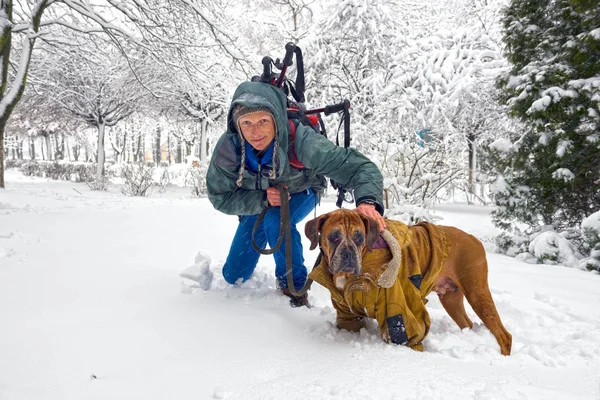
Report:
1,170,600,400
527,95,552,113
582,211,600,233
552,167,575,181
528,231,580,268
489,138,512,153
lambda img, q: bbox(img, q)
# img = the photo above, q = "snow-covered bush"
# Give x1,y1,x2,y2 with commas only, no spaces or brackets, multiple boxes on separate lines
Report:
71,164,96,183
86,176,108,191
21,161,42,177
528,231,581,268
385,203,441,225
496,227,584,269
495,231,530,258
581,211,600,250
120,162,156,197
184,158,208,197
380,140,462,209
19,161,96,182
580,211,600,271
4,159,27,169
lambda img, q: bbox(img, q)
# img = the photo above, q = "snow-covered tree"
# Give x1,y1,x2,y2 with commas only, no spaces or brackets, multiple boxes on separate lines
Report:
494,0,600,232
36,47,144,179
0,0,246,188
305,0,400,153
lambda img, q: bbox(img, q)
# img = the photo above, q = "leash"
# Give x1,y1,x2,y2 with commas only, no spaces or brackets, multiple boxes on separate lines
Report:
251,183,315,297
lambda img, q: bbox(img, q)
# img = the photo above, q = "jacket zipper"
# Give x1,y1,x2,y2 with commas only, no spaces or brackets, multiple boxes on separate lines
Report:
256,164,262,190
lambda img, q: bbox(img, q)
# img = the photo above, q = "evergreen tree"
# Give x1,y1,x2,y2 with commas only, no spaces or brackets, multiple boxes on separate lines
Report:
495,0,600,232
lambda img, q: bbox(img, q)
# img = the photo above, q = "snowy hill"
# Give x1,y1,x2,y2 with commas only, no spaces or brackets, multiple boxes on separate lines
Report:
1,170,599,400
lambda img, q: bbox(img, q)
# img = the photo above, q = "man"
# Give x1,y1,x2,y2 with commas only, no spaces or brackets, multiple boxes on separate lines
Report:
207,81,385,307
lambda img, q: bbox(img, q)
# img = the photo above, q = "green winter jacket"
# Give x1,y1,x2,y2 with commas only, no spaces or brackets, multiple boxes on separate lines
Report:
207,81,384,216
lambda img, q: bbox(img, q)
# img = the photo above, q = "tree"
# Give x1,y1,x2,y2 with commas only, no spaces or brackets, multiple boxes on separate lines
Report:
8,82,79,161
305,0,400,154
495,0,600,232
36,46,144,178
0,0,246,188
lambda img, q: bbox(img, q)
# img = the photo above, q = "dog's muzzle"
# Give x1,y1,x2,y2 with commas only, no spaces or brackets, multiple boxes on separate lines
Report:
330,243,362,289
331,245,360,274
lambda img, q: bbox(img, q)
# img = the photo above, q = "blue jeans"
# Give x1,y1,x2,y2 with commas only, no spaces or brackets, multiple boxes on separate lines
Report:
222,189,318,290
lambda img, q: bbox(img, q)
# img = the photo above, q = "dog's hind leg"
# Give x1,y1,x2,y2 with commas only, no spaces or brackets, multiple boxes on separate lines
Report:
459,273,512,356
438,290,473,330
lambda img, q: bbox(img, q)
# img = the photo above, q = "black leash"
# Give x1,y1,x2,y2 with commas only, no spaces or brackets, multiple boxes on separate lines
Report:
251,184,314,297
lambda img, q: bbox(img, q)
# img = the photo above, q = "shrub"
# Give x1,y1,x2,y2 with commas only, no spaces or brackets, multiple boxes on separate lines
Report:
121,162,156,197
4,159,27,169
21,162,42,177
580,212,600,271
86,176,109,191
185,160,208,197
72,164,96,183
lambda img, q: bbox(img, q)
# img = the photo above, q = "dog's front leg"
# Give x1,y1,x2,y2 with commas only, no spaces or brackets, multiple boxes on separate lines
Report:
336,316,367,332
331,298,367,332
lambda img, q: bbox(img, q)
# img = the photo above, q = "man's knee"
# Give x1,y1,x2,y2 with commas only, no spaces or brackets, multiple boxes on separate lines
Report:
223,262,251,285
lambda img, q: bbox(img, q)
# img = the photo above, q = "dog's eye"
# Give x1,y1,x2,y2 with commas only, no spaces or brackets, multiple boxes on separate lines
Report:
328,232,341,244
353,232,364,246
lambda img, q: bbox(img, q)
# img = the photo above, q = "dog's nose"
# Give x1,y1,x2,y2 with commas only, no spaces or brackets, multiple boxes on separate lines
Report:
340,248,358,272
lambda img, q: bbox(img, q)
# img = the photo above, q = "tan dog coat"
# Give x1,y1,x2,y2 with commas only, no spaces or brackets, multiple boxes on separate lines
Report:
309,220,448,350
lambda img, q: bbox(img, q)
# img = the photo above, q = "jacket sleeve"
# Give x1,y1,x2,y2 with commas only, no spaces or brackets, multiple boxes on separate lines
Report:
293,125,384,213
206,135,268,216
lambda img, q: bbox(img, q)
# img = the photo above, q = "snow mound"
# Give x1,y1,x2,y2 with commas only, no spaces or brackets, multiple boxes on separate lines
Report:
179,251,213,290
529,231,580,268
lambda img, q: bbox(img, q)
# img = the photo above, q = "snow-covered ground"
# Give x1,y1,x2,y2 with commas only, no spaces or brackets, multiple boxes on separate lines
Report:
1,169,599,400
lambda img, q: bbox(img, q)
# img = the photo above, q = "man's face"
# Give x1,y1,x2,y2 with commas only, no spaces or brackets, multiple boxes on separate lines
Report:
238,111,276,151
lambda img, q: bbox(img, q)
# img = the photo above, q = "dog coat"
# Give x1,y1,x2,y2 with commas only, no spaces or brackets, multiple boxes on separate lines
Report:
309,220,449,350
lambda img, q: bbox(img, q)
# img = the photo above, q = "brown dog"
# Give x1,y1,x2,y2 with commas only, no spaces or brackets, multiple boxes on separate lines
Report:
305,209,512,356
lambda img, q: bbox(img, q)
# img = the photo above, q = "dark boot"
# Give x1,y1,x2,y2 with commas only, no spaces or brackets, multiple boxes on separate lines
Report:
279,287,311,308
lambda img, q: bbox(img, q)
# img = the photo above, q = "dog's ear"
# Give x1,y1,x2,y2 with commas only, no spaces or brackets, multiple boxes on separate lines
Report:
360,215,381,251
304,214,329,250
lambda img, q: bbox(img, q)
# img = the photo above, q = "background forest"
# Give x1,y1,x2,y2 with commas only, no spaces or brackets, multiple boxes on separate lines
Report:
1,0,599,272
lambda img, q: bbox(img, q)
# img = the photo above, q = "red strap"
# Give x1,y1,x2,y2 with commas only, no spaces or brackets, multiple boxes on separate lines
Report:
288,120,305,169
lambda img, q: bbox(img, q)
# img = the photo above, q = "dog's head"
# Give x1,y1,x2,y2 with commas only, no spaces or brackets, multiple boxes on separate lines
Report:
305,209,380,289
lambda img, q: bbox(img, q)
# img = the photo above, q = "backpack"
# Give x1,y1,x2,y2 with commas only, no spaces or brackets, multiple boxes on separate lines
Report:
287,109,321,170
251,42,352,207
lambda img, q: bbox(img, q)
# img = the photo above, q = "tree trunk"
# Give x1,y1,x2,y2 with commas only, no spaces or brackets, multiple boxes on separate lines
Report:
467,132,475,194
200,120,208,162
72,143,79,162
177,140,182,164
45,134,52,161
167,130,172,165
122,129,127,164
30,138,35,160
54,133,64,160
0,126,4,188
96,121,106,178
185,141,192,160
154,126,161,166
0,0,49,188
137,134,143,162
17,136,23,159
65,138,71,161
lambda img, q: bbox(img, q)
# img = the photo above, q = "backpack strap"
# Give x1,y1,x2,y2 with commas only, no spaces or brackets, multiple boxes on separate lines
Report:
288,120,305,169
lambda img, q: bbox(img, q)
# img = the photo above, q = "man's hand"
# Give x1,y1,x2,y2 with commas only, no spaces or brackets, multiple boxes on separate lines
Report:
266,186,290,207
354,203,386,232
